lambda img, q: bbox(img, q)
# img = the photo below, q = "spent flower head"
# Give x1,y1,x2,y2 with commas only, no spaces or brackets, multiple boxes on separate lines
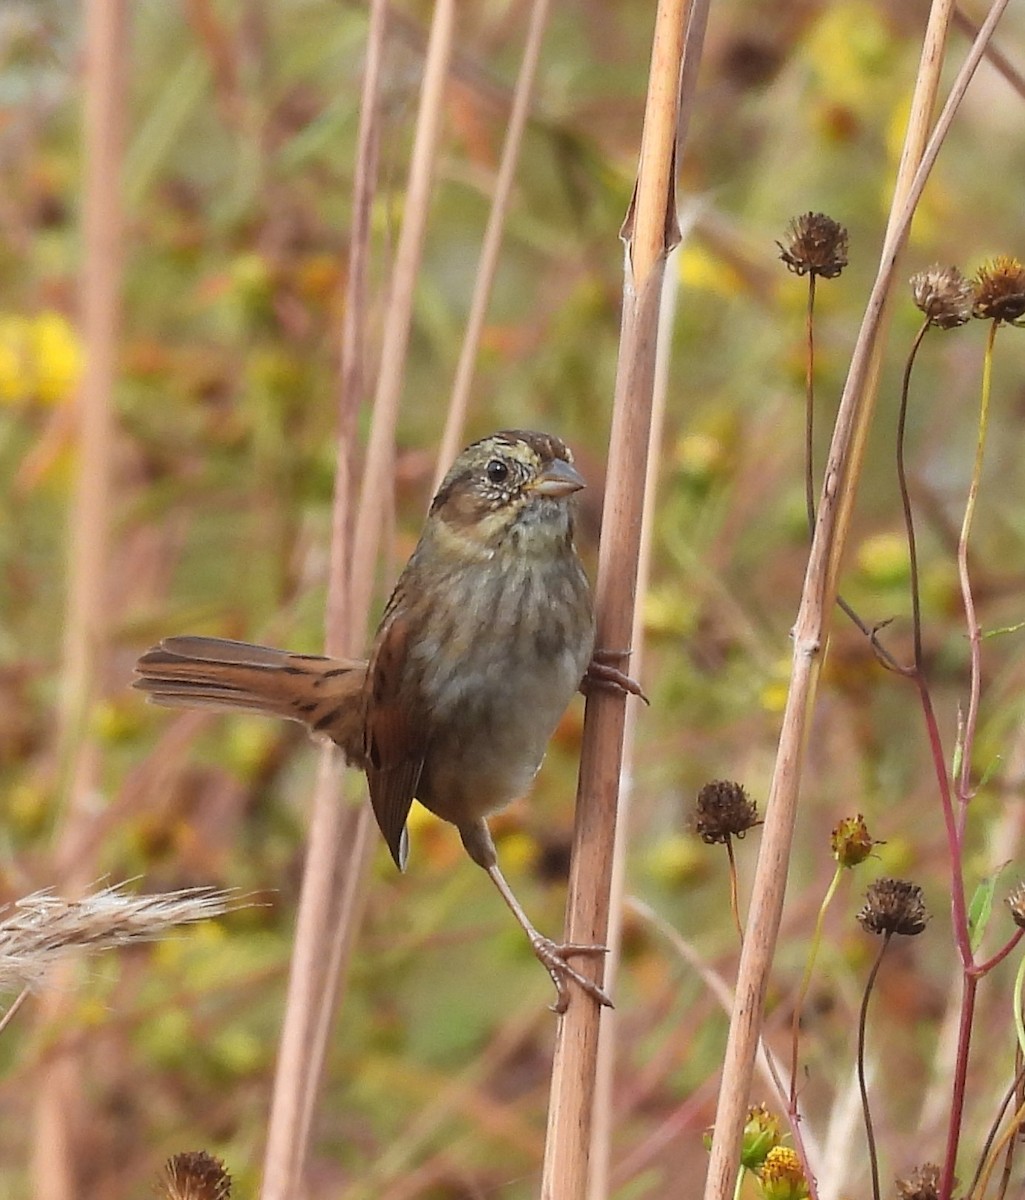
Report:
778,212,849,279
831,813,879,868
158,1151,232,1200
694,780,760,844
1006,881,1025,929
858,878,929,938
758,1146,810,1200
910,265,973,329
894,1162,952,1200
972,255,1025,323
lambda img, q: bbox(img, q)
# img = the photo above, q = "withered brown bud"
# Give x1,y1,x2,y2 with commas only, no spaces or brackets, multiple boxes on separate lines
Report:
777,212,849,279
694,780,760,844
910,265,973,329
972,255,1025,323
858,878,929,938
1006,881,1025,929
158,1151,232,1200
894,1162,949,1200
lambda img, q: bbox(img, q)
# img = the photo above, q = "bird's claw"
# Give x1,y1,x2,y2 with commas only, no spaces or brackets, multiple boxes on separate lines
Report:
582,648,649,706
530,936,613,1013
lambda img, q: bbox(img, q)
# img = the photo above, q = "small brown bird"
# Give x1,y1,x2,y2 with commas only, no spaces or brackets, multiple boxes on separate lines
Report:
134,430,643,1010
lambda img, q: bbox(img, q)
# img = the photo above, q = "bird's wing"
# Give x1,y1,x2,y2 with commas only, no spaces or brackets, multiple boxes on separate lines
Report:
363,611,426,871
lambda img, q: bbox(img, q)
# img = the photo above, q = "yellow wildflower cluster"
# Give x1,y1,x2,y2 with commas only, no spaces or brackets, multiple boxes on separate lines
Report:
0,311,82,405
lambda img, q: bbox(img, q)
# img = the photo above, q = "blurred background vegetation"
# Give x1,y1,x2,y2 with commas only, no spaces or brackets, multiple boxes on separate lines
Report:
2,1,1025,1196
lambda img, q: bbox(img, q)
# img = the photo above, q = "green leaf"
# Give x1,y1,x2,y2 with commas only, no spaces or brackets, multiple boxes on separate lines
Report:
969,866,1009,953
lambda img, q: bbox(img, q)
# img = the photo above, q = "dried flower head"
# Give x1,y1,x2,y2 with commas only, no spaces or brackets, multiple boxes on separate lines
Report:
158,1151,232,1200
894,1162,949,1200
758,1146,810,1200
740,1103,782,1170
972,255,1025,323
778,212,849,279
1006,881,1025,929
858,878,929,938
694,780,760,844
831,813,879,868
910,265,973,329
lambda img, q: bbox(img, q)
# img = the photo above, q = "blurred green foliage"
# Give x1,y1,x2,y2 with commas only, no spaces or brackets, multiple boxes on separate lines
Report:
1,0,1025,1196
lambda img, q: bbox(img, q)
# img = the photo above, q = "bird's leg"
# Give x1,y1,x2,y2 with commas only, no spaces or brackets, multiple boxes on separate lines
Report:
485,862,612,1013
582,647,649,705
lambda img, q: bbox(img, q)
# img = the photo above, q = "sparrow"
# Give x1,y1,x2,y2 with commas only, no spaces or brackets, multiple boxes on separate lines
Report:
134,430,644,1011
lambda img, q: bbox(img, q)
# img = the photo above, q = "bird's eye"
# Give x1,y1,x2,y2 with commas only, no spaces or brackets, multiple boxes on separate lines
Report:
485,458,509,484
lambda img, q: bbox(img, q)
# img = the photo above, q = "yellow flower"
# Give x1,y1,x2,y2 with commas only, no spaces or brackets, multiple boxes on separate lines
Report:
31,311,83,404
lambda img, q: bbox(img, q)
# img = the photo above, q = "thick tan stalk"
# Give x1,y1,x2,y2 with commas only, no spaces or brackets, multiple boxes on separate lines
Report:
32,6,127,1200
540,3,689,1197
702,2,1009,1195
587,7,710,1192
350,0,455,631
261,3,453,1196
434,0,552,485
260,0,383,1192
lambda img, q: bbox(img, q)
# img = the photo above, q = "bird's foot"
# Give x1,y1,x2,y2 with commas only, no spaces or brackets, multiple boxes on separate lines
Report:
529,936,613,1013
582,648,649,705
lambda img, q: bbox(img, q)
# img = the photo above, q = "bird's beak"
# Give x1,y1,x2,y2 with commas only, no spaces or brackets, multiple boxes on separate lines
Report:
532,458,586,498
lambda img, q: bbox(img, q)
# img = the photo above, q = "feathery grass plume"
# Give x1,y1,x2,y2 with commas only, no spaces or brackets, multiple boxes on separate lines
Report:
157,1151,232,1200
972,255,1025,323
857,878,929,937
777,211,849,279
694,780,760,844
1006,881,1025,928
910,265,973,329
0,884,237,991
894,1162,944,1199
757,1145,810,1200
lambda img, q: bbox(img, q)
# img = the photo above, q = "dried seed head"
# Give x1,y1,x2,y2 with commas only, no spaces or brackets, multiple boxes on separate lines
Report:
1006,882,1025,929
972,255,1025,322
910,265,973,329
778,212,849,279
894,1162,947,1200
758,1146,810,1200
694,780,760,844
158,1152,232,1200
858,878,929,937
831,814,879,868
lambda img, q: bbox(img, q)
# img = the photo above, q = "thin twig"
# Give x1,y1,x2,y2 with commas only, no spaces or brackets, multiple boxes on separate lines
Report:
434,0,552,486
896,319,932,672
857,934,890,1200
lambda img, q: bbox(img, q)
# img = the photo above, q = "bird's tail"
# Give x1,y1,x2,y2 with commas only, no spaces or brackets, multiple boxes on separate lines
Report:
134,636,368,764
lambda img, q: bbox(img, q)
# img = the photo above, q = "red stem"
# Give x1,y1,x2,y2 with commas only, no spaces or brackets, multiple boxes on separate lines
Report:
940,973,978,1200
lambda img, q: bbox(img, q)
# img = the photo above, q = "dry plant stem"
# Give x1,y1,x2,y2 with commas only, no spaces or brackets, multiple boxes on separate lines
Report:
434,0,552,486
350,0,455,630
857,935,890,1200
590,10,708,1192
804,275,817,534
972,1091,1025,1199
966,1056,1025,1199
260,1,388,1194
540,1,687,1196
0,987,30,1038
955,319,997,809
788,866,842,1108
725,838,743,945
939,320,999,1200
896,319,931,671
702,2,1013,1192
34,5,126,1200
952,5,1025,99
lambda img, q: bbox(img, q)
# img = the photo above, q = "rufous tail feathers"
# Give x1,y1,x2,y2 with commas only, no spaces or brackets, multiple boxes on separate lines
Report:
133,636,368,765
